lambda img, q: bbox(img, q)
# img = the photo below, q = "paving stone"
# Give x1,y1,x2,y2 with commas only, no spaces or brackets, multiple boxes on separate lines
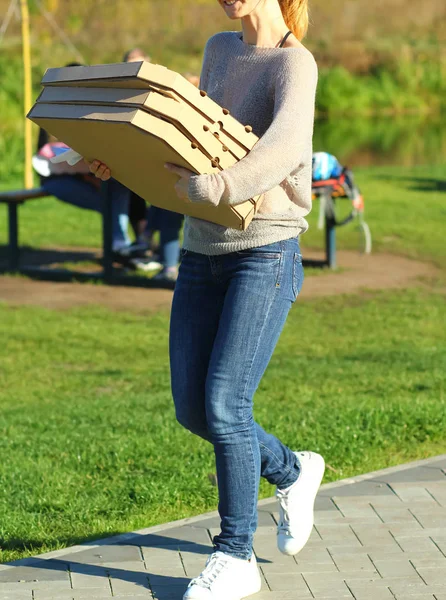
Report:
0,592,33,600
294,547,336,565
0,562,69,584
131,527,212,548
33,591,114,600
371,466,446,484
70,573,110,590
406,555,446,569
261,572,310,593
110,573,152,596
373,508,422,523
185,516,221,529
387,523,427,536
314,496,342,512
301,573,353,597
146,573,191,589
372,559,421,579
336,505,382,519
347,588,395,600
388,582,446,595
240,594,313,600
64,544,142,565
389,527,444,539
320,481,395,497
99,561,148,574
347,579,423,598
351,525,402,547
142,546,188,568
330,554,376,572
151,587,185,600
392,596,436,600
394,536,440,553
412,514,446,529
390,484,439,503
0,582,72,592
314,512,347,524
315,524,361,543
416,568,446,586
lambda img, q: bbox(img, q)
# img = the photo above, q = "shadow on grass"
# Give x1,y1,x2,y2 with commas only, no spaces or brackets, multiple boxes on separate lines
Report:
0,245,102,271
375,175,446,193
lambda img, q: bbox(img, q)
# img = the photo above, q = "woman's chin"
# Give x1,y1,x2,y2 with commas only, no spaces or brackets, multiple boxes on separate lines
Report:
222,1,243,19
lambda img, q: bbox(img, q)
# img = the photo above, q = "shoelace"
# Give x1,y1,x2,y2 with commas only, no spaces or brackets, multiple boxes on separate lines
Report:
188,552,231,590
276,452,306,535
276,487,292,535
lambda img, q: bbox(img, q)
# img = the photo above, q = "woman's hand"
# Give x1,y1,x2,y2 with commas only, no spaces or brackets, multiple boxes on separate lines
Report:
88,160,111,181
165,163,195,202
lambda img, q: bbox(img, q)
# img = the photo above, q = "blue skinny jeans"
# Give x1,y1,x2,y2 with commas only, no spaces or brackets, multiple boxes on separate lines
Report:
169,237,304,560
145,206,184,269
42,176,131,249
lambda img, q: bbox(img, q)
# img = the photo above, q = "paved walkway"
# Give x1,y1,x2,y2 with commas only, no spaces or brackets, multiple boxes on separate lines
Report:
1,455,445,600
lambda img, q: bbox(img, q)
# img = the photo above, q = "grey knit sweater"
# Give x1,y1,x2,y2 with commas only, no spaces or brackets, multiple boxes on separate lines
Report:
184,31,318,256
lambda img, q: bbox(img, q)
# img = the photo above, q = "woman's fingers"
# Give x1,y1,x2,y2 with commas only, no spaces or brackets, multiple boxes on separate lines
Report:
165,163,193,179
89,160,111,181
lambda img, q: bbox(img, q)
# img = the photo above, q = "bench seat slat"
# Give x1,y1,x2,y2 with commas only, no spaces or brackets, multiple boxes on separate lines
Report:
0,188,47,203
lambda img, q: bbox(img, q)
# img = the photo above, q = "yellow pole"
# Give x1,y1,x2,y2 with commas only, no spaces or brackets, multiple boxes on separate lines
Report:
20,0,33,189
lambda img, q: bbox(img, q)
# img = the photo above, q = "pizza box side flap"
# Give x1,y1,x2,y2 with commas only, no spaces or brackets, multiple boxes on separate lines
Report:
28,102,139,123
38,86,152,105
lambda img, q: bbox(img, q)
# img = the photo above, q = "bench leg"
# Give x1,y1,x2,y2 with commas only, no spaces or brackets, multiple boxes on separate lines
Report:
325,214,336,269
8,203,20,271
101,182,114,282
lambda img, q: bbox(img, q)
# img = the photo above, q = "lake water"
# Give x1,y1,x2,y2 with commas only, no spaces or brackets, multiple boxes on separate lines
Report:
313,114,446,168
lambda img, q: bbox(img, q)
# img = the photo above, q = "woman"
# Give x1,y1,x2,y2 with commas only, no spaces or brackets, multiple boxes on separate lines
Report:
90,1,325,598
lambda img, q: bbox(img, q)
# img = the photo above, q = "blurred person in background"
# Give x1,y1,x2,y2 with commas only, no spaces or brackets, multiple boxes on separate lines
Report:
123,48,185,282
34,63,133,257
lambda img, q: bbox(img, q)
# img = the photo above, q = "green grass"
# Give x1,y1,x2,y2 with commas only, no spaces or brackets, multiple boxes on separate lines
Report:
0,286,444,563
1,164,444,268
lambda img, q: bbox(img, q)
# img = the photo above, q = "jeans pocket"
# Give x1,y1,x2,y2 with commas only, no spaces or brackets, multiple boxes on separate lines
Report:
235,250,281,260
292,252,304,300
180,248,188,258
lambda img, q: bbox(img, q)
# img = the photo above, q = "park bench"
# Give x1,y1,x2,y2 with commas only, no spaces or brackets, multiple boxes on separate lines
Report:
0,184,177,288
0,182,361,283
0,187,47,272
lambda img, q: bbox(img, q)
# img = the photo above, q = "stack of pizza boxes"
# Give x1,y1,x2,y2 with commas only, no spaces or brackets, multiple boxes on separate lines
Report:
27,61,262,230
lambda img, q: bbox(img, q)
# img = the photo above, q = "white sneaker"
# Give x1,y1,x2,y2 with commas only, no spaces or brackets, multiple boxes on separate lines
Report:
183,550,262,600
276,451,325,556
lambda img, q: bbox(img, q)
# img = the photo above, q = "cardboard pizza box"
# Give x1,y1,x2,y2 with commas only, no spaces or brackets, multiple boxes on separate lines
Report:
41,61,257,151
28,102,259,230
36,86,247,165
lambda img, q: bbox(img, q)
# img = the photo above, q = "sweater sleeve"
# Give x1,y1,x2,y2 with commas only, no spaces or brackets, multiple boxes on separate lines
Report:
188,50,318,206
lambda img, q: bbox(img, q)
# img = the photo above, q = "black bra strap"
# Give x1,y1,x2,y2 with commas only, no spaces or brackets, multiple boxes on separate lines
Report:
279,30,292,48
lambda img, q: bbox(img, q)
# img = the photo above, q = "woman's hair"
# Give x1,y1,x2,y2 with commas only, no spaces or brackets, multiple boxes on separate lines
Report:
278,0,309,41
